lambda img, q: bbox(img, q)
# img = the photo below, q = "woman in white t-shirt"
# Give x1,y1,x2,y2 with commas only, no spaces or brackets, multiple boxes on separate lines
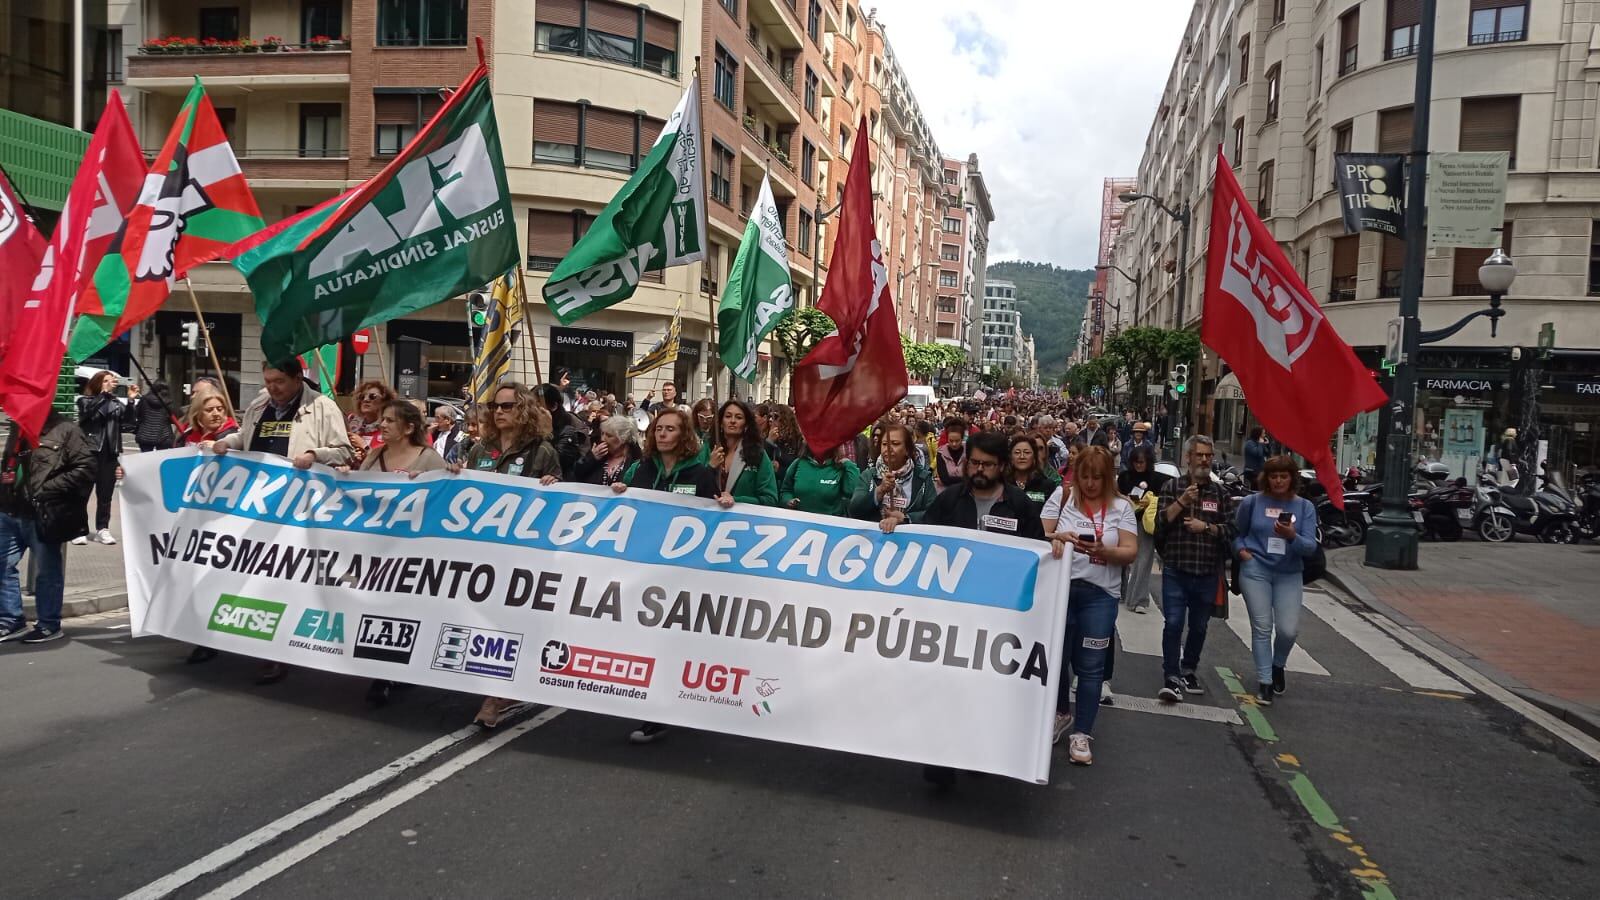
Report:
1041,445,1139,766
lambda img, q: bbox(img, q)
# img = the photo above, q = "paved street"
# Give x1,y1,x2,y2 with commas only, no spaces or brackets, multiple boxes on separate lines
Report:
4,563,1598,898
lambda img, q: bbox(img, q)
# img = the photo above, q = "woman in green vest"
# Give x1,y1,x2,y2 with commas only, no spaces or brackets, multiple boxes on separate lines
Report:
781,442,861,517
707,399,778,507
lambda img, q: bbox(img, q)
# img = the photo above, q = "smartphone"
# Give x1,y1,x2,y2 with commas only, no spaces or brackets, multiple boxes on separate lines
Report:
1277,511,1292,525
1077,532,1095,544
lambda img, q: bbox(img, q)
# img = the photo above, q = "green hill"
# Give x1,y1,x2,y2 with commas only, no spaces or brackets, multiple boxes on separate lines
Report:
986,261,1095,382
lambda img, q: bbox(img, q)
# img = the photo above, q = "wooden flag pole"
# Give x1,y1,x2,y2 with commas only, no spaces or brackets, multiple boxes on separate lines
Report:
515,265,543,385
691,56,718,405
182,277,237,422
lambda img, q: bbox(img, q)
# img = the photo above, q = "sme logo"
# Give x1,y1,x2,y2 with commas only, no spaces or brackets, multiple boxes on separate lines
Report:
431,624,523,681
539,640,654,688
207,595,286,641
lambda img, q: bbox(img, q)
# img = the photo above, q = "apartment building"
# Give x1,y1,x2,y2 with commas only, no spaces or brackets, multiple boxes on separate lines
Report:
936,153,996,367
981,278,1018,372
1117,0,1600,469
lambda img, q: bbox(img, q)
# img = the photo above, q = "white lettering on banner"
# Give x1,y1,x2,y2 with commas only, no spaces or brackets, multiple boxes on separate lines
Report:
1218,201,1325,369
544,242,660,317
124,449,1070,783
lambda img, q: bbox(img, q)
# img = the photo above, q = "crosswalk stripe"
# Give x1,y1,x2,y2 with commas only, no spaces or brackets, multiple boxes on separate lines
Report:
1114,588,1328,676
1222,593,1330,676
1104,694,1243,725
1301,592,1470,693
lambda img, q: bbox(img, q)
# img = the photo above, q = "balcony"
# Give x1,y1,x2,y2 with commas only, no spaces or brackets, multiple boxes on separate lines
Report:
128,44,351,92
748,0,804,51
743,50,801,126
739,128,798,195
237,152,351,184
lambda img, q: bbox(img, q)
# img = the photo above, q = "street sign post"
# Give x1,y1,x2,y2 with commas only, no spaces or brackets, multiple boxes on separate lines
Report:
352,328,371,355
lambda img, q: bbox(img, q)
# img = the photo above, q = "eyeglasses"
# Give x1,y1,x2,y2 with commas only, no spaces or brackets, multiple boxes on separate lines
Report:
490,401,517,411
362,392,383,401
969,459,1002,470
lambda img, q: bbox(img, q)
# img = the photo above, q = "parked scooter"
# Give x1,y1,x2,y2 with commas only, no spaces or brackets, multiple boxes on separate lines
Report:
1411,478,1476,541
1578,472,1600,542
1495,462,1581,544
1473,476,1517,543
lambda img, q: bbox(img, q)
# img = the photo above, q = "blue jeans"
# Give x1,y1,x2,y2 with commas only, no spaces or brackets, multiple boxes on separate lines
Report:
1238,558,1304,683
1160,568,1218,680
0,512,64,631
1058,581,1118,736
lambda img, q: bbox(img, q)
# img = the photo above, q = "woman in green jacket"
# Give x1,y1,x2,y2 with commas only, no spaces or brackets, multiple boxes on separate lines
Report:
849,422,935,531
707,399,778,507
781,443,861,517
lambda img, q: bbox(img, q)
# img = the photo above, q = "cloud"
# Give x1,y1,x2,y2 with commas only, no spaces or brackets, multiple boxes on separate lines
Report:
866,0,1191,268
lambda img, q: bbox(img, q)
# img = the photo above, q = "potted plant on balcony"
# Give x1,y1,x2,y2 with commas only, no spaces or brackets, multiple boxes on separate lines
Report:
240,37,258,53
221,39,243,54
140,37,167,54
309,34,332,51
177,36,200,53
743,114,758,133
261,35,283,52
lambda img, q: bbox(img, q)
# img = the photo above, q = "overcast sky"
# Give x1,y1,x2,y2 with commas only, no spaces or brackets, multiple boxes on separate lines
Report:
866,0,1193,270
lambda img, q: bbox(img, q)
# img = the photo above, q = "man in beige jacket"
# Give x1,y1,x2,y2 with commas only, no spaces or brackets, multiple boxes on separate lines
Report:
214,357,352,469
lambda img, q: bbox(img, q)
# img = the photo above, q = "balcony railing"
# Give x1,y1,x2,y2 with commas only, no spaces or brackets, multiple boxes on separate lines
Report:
742,118,795,172
128,43,351,80
745,35,798,96
1468,30,1524,46
1328,276,1357,302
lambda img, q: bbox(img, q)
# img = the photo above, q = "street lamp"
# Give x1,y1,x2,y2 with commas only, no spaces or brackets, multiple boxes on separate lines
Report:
1117,191,1191,329
1094,263,1142,325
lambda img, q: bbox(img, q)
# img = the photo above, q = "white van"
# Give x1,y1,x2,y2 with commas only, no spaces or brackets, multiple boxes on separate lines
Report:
904,385,936,408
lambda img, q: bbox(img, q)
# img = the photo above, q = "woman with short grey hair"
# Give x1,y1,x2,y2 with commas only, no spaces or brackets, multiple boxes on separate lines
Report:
575,415,643,486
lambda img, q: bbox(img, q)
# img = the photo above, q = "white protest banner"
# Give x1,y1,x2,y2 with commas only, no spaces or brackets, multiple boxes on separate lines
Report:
121,450,1071,783
1426,151,1509,249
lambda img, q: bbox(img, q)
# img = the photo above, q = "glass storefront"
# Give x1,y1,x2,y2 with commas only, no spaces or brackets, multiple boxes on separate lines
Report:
550,326,633,398
388,320,472,401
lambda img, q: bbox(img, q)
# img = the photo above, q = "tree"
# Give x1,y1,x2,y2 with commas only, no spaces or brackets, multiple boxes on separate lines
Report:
1103,326,1169,406
900,335,967,378
771,307,837,362
1161,328,1202,365
1066,356,1118,397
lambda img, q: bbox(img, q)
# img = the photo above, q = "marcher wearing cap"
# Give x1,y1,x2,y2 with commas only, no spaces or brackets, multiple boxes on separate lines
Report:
1121,421,1156,468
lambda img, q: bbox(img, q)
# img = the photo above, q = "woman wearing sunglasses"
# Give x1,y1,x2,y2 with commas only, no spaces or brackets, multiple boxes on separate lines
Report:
346,379,397,465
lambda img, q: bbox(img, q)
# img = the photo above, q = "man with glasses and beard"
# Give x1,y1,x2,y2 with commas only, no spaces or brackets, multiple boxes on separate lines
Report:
1153,435,1235,704
896,430,1045,789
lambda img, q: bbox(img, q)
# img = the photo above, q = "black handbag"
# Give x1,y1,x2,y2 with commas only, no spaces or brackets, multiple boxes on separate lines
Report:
1301,543,1328,584
34,495,89,544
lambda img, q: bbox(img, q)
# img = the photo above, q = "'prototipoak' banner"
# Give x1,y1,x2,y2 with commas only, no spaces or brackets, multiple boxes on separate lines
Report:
121,450,1070,783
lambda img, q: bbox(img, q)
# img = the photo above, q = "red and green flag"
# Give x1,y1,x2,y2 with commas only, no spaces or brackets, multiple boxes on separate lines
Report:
68,78,263,362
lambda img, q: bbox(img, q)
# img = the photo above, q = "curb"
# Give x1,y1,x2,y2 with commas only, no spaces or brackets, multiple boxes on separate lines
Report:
1321,561,1600,743
25,592,129,621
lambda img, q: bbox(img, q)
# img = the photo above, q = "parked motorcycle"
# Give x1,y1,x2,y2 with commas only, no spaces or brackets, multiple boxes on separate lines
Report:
1578,472,1600,542
1473,476,1516,543
1495,463,1581,544
1411,479,1476,542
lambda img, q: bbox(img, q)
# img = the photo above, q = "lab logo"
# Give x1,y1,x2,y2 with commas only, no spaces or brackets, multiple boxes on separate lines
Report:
288,608,346,655
353,614,420,664
207,594,286,641
431,623,524,681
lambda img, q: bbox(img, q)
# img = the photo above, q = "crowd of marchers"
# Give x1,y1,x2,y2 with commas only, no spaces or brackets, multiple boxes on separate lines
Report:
0,364,1317,784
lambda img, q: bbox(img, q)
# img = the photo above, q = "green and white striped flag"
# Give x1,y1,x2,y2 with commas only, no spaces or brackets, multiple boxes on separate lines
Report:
541,78,706,324
718,176,793,381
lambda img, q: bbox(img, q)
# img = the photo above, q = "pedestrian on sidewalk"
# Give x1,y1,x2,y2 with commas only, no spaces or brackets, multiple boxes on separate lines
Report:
1234,455,1319,705
1242,428,1268,489
0,413,96,644
131,380,180,452
75,370,129,546
1154,435,1234,703
1118,444,1169,614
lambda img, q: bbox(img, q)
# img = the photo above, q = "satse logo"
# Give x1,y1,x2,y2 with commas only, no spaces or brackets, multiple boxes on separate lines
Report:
288,608,346,655
1217,202,1325,369
431,623,523,681
207,595,286,641
353,614,420,664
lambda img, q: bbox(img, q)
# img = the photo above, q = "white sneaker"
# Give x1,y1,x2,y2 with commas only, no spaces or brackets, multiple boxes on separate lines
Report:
96,529,118,545
1067,732,1094,766
1052,712,1073,745
1100,682,1115,706
70,536,89,545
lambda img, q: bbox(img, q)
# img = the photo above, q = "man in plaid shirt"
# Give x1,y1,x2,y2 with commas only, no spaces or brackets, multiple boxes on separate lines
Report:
1154,435,1235,703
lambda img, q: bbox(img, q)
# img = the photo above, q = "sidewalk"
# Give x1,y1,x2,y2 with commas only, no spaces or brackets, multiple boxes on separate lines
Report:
1324,541,1600,738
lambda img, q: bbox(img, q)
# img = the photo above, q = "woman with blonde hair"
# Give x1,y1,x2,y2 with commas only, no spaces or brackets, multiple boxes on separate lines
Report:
346,379,397,460
180,391,238,448
1041,445,1139,766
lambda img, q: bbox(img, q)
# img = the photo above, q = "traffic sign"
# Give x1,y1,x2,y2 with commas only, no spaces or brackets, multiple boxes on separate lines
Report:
352,328,371,355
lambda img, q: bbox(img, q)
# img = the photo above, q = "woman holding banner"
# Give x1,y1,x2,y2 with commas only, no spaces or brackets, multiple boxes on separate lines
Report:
708,400,778,508
180,392,238,449
1042,446,1138,767
780,443,860,517
359,402,446,476
849,423,934,531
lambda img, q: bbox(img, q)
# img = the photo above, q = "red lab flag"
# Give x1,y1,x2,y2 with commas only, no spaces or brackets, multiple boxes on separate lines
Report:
0,94,144,444
0,165,48,369
1201,150,1387,508
793,119,908,457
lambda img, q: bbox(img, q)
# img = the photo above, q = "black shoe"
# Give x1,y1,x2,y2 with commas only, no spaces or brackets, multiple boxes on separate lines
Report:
186,646,219,664
922,765,957,788
0,621,28,643
19,626,62,644
1256,683,1274,706
366,680,393,707
1157,677,1184,703
255,662,288,685
1272,666,1286,695
629,722,669,744
1182,673,1206,695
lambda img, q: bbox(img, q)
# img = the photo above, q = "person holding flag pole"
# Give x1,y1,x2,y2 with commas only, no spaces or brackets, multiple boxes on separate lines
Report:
718,172,794,393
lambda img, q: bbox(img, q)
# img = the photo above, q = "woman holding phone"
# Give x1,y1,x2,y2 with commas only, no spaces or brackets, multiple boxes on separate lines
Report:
1234,455,1319,705
1116,445,1170,614
1041,446,1138,766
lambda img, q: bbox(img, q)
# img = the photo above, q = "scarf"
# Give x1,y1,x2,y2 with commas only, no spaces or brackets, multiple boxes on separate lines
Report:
884,457,915,510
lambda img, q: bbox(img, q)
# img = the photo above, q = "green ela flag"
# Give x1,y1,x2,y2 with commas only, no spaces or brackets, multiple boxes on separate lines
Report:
235,65,518,363
541,77,706,324
718,176,792,381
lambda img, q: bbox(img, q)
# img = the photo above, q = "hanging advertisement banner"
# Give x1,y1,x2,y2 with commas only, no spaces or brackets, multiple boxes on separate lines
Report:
1426,151,1509,249
120,450,1070,783
1334,153,1406,235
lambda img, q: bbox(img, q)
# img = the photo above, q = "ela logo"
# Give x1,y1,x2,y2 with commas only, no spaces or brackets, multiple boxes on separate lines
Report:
207,595,287,641
288,608,346,656
353,614,420,664
431,624,524,681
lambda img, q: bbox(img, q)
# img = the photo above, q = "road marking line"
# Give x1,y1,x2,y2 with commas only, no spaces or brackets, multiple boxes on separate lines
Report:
1224,594,1329,675
122,723,488,900
1215,668,1279,741
1118,588,1327,676
1216,666,1397,900
1101,693,1242,725
1302,593,1469,693
197,707,566,900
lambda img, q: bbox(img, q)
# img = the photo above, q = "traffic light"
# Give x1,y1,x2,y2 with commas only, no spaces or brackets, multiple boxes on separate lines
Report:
1173,363,1189,394
182,321,201,351
467,292,490,328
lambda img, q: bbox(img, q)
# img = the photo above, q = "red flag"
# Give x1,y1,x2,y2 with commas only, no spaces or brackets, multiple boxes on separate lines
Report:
0,94,143,443
0,165,48,368
1201,150,1387,508
793,119,908,458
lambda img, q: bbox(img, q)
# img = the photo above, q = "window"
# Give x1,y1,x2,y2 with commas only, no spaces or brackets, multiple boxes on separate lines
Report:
299,104,344,158
804,66,817,116
1378,105,1414,154
842,66,855,98
1330,235,1359,301
533,101,663,172
1257,161,1275,217
1332,121,1354,186
1453,223,1513,294
104,28,123,83
1313,39,1324,95
713,44,737,110
1238,34,1250,83
214,107,237,145
939,272,959,288
533,101,579,164
845,6,858,37
199,7,240,41
378,0,467,47
1232,117,1245,164
711,141,734,205
718,0,738,21
1589,221,1600,295
1265,64,1281,122
1380,234,1406,297
535,1,676,75
1386,0,1420,59
583,107,637,172
798,209,814,255
943,217,960,233
1470,0,1526,45
1460,96,1520,167
941,244,960,261
1306,141,1319,203
1339,7,1360,76
302,0,343,44
373,91,441,155
528,209,595,270
808,1,821,43
801,139,816,185
839,124,850,154
1273,0,1286,24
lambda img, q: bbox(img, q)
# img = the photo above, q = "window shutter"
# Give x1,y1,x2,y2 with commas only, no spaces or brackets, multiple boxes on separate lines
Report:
1452,222,1514,287
1382,234,1406,271
1340,10,1360,53
536,0,582,27
374,94,418,125
639,116,665,148
1378,107,1414,154
1331,235,1359,278
1459,97,1519,153
584,106,636,156
644,12,678,49
1470,0,1524,9
529,210,577,259
1388,0,1422,29
535,101,581,145
587,0,638,36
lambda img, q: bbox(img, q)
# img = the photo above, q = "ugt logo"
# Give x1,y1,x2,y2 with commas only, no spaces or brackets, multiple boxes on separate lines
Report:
1219,202,1324,370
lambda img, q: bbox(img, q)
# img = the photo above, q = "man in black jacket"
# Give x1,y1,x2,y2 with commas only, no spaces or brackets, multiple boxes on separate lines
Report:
536,382,592,481
0,414,96,643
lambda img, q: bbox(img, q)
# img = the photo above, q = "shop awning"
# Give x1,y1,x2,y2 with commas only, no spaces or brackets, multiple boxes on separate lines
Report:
1214,371,1246,401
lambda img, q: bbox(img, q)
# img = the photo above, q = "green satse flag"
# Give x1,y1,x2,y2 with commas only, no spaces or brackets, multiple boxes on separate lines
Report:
718,176,793,381
235,67,518,363
541,78,706,324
